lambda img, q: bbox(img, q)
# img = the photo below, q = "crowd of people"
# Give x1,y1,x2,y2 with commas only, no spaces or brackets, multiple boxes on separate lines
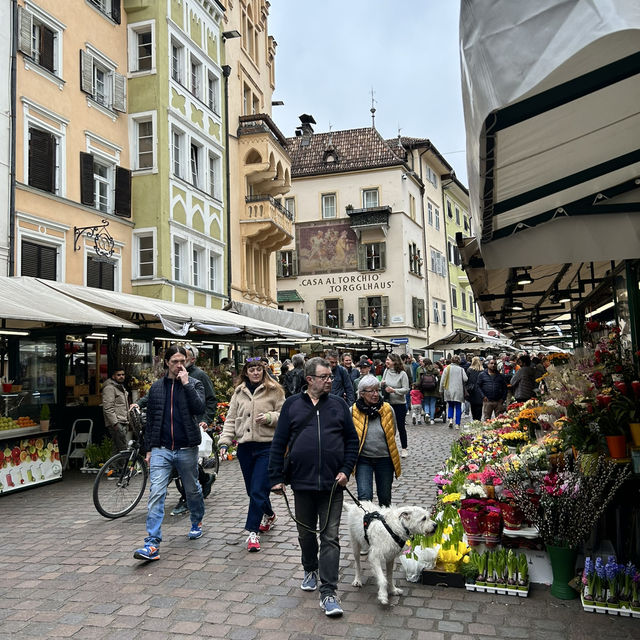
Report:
103,344,549,618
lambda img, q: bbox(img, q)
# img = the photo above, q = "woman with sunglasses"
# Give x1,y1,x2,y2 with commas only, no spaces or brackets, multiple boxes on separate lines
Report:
350,374,401,508
219,357,285,552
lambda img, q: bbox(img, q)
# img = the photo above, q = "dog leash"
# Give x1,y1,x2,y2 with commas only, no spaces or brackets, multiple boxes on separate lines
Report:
272,481,342,534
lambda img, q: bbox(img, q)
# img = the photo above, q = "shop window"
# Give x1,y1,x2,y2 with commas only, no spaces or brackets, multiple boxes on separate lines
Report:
21,240,57,280
18,338,57,406
358,242,386,271
277,250,298,278
317,298,343,328
412,297,425,328
359,296,389,328
87,255,115,290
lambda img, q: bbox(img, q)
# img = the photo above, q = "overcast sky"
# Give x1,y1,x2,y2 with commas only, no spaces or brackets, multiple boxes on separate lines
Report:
268,0,467,184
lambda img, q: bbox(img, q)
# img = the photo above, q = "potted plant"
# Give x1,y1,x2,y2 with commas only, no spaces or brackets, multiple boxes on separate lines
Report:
605,556,620,608
83,437,113,471
517,553,529,593
39,404,50,431
598,400,629,458
611,392,640,447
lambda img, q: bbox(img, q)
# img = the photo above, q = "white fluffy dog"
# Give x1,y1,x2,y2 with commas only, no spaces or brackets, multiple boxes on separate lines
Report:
346,502,435,604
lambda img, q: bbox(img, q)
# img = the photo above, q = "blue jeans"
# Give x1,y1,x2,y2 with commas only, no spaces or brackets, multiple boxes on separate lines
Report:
355,456,394,507
145,446,204,545
391,403,408,449
236,441,274,533
422,395,437,419
447,401,462,425
294,488,344,598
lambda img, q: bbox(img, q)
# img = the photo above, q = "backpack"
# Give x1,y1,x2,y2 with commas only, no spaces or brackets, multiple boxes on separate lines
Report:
419,371,437,392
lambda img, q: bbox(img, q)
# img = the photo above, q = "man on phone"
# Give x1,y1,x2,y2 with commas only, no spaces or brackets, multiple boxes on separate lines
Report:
133,345,206,561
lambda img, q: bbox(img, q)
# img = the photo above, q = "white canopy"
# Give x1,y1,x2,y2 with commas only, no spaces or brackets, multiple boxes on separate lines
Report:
460,0,640,269
425,328,516,352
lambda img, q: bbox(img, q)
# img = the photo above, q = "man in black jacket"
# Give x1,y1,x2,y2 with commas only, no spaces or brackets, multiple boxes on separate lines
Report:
133,345,206,562
326,349,355,406
269,357,358,617
281,353,306,397
477,358,508,420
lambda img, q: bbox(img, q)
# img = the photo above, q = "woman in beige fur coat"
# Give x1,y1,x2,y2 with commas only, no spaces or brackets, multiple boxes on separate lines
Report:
219,357,285,552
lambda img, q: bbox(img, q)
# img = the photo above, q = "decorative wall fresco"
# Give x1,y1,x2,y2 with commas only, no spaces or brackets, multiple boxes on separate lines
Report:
297,220,358,274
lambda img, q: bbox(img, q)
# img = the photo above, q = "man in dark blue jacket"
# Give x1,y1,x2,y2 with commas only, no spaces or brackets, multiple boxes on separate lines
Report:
326,349,355,406
477,358,508,420
269,357,358,618
133,345,206,561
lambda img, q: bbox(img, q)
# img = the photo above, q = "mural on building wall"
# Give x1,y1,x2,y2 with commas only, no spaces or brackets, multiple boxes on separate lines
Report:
297,221,358,274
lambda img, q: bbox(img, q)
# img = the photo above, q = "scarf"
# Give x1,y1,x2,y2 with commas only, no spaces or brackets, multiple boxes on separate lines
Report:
355,396,384,420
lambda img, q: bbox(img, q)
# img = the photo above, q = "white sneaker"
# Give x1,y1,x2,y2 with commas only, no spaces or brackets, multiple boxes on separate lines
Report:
400,449,408,458
430,420,435,425
448,421,453,429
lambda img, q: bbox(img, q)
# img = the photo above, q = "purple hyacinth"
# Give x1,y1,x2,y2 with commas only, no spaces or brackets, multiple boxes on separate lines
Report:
625,562,636,577
584,557,594,576
605,558,618,582
595,557,605,579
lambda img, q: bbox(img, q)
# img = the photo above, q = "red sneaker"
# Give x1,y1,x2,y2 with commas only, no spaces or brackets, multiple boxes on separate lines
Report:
246,532,260,552
259,513,277,532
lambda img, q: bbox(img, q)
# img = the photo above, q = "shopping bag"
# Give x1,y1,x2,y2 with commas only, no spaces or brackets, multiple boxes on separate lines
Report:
198,431,213,458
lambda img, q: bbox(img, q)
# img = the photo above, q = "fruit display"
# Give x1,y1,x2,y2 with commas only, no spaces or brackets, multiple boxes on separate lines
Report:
0,415,39,432
0,436,61,494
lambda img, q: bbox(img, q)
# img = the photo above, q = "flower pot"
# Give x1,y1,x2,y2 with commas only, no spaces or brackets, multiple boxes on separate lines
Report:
606,435,627,459
2,383,12,392
484,484,495,499
547,545,578,600
40,420,50,432
501,502,524,529
630,423,640,447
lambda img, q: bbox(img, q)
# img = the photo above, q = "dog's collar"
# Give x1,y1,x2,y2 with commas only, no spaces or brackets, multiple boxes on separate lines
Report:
362,511,406,548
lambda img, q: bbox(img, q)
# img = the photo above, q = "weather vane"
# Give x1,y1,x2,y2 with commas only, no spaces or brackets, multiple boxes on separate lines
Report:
370,88,376,128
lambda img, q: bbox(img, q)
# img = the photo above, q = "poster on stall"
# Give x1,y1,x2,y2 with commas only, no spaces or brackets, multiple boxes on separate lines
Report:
0,435,62,494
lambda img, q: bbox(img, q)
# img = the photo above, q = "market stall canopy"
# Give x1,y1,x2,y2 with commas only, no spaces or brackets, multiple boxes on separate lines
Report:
39,281,310,340
312,325,397,348
0,277,137,329
460,0,640,270
229,300,311,335
424,328,516,352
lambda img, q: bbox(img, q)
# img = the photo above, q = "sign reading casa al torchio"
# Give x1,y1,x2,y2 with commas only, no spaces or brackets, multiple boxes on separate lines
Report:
300,273,394,293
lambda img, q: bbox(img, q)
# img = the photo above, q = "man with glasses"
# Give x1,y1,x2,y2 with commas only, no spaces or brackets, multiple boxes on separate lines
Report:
102,367,130,456
269,357,358,618
133,345,206,561
477,358,508,420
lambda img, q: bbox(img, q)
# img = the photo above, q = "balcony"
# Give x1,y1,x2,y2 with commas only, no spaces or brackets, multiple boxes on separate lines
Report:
346,205,391,237
241,195,294,250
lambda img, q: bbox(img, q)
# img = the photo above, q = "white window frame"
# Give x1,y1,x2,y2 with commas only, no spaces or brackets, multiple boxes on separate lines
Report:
170,38,184,85
21,2,66,85
432,299,440,324
133,229,156,279
81,45,125,116
322,193,336,219
192,245,205,288
451,286,458,309
93,158,113,213
127,20,155,74
129,111,156,172
190,53,202,99
88,0,113,15
455,206,461,225
442,301,447,325
284,197,296,219
208,250,222,292
207,71,220,114
172,127,185,179
462,291,467,312
208,152,221,200
362,188,379,209
427,201,433,226
434,206,440,231
173,237,187,282
190,141,202,188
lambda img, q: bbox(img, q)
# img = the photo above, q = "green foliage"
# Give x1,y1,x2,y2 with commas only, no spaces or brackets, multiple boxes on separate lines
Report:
84,437,113,465
40,403,50,420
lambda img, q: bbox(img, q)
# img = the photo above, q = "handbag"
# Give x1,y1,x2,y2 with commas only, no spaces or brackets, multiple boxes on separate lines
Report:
198,431,213,458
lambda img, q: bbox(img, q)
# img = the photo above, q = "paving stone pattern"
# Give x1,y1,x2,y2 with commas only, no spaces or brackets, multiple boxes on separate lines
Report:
0,417,637,639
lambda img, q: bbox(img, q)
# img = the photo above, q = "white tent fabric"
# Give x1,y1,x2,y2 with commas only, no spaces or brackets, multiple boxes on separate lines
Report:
0,277,137,329
229,300,311,335
460,0,640,269
425,329,516,352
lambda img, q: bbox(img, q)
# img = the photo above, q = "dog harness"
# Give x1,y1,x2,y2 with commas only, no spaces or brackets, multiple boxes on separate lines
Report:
363,511,407,548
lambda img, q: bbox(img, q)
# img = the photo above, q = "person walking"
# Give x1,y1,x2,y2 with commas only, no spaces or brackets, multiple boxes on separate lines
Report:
510,354,539,402
415,357,440,424
465,357,485,420
409,384,425,425
269,357,358,617
439,355,468,429
133,346,206,561
219,357,285,552
477,358,508,420
341,352,360,383
102,367,130,455
325,350,355,406
352,357,372,397
382,353,410,456
281,353,306,398
351,375,401,507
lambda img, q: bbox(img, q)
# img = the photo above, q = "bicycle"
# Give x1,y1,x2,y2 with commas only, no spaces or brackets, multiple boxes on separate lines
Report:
93,409,148,519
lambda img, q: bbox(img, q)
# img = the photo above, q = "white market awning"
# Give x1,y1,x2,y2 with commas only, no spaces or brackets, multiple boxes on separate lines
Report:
312,324,397,347
424,328,516,352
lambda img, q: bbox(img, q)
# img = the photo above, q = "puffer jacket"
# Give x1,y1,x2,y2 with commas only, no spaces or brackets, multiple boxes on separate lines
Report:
510,366,539,401
477,370,508,402
268,392,359,491
219,382,285,447
143,375,205,451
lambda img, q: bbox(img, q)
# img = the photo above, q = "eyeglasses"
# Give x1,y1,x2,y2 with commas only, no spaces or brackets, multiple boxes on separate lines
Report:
246,357,262,364
309,374,334,381
361,389,379,394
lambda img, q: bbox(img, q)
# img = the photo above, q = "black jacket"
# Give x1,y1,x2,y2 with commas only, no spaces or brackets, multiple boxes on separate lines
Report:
330,364,355,405
465,369,484,405
282,366,305,397
186,364,217,424
143,375,206,451
510,366,538,401
268,392,359,491
477,370,508,402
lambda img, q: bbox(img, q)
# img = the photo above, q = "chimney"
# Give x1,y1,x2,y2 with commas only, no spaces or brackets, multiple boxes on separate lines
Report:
295,113,316,137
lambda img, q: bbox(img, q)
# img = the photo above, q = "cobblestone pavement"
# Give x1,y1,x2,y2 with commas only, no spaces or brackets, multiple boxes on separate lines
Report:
0,416,637,639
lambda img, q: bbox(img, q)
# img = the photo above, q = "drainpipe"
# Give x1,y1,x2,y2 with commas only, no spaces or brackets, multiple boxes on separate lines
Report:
222,64,232,307
8,0,17,276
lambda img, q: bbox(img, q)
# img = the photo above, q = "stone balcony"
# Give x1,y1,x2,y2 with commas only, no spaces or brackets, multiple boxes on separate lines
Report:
240,194,294,251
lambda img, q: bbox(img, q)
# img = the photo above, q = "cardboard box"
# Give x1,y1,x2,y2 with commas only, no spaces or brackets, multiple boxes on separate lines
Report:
75,384,90,395
65,375,76,386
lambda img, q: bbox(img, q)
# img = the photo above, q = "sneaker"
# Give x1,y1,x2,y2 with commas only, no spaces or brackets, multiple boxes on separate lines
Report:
455,424,460,430
425,414,430,421
188,523,203,539
320,595,343,617
301,570,318,591
133,544,159,561
448,421,454,429
171,498,188,516
259,512,277,532
430,419,435,425
247,531,260,552
400,449,408,458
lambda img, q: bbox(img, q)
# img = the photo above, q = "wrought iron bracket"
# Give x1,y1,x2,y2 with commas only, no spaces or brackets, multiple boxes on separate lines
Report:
73,219,115,258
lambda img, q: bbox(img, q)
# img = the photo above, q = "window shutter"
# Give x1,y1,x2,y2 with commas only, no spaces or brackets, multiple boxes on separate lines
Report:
22,241,56,280
40,26,55,72
358,297,367,328
28,128,55,193
412,297,418,327
102,262,115,290
18,8,33,57
80,50,94,95
114,166,131,217
379,242,386,269
113,71,127,112
87,256,99,288
80,152,95,206
338,298,344,328
21,241,38,277
316,299,325,326
111,0,122,24
381,296,389,326
292,249,298,276
357,244,367,271
276,251,283,277
419,299,425,328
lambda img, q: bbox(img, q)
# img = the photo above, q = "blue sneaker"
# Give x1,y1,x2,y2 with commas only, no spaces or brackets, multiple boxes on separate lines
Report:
320,594,343,617
301,570,318,591
188,522,203,539
133,544,159,561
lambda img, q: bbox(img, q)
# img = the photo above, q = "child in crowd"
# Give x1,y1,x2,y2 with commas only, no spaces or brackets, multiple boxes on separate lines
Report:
409,384,424,425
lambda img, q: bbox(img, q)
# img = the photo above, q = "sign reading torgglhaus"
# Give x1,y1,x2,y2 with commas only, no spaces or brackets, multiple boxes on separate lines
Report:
300,272,393,293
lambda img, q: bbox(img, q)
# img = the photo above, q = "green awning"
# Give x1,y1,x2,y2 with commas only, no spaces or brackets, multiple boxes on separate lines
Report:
277,290,304,303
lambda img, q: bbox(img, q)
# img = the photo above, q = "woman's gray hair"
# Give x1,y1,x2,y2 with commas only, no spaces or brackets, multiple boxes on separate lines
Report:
358,374,380,392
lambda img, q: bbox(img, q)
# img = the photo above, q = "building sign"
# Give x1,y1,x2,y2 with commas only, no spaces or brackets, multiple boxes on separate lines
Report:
297,220,357,274
299,272,393,293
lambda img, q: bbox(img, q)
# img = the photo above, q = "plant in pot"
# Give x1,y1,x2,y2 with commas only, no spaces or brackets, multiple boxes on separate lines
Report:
460,551,479,586
517,553,529,592
632,568,640,612
598,400,629,459
39,404,50,430
494,549,507,589
610,392,640,447
605,556,621,608
84,437,113,469
620,562,636,608
506,550,518,589
472,549,487,586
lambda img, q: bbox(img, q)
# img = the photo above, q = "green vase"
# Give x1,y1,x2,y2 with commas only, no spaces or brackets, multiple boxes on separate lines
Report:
547,545,578,600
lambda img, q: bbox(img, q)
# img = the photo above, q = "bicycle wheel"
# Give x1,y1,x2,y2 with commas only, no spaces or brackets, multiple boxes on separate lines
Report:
93,451,148,519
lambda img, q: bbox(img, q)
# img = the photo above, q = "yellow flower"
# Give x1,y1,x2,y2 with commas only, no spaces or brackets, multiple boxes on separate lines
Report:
462,555,470,564
443,525,453,536
441,493,461,504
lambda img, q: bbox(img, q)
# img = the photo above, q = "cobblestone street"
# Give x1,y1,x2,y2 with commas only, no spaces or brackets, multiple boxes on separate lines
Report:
0,418,637,639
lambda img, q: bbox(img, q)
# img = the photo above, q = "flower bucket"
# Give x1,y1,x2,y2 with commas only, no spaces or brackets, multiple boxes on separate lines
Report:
606,435,627,459
631,448,640,474
501,502,524,529
547,545,578,600
630,423,640,447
